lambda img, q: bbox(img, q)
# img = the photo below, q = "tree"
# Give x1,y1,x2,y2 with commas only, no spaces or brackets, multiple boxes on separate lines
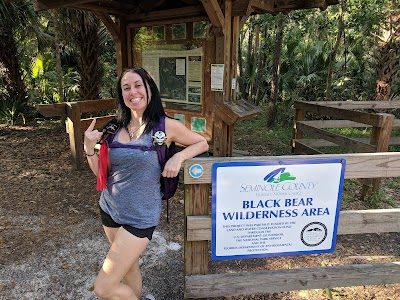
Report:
266,13,285,127
0,1,31,110
326,0,346,101
374,0,400,100
59,9,104,101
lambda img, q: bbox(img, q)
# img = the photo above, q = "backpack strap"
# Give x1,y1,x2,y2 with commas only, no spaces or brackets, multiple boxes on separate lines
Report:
99,118,120,145
152,115,167,166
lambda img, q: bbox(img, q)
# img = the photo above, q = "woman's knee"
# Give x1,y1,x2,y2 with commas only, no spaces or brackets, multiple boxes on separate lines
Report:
93,276,115,299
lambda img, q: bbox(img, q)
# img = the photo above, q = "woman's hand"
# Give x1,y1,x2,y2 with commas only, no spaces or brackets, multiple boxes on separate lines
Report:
84,119,103,153
162,153,182,178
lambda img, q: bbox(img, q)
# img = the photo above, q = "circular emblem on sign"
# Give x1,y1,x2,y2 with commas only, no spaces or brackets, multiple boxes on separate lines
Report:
300,222,327,247
189,164,203,178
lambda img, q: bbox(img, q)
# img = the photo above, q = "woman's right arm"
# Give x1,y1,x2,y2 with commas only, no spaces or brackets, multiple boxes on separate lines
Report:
84,119,103,176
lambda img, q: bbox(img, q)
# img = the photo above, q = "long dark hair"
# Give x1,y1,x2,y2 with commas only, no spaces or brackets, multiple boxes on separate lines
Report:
115,66,166,134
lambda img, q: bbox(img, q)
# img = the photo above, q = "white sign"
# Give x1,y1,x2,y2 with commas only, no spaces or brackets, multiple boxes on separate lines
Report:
211,64,224,91
211,159,346,260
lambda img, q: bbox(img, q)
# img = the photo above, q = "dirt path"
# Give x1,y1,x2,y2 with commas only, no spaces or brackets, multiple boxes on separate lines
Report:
1,123,400,300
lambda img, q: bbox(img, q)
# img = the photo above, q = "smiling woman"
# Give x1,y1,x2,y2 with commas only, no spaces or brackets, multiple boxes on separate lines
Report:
83,66,208,300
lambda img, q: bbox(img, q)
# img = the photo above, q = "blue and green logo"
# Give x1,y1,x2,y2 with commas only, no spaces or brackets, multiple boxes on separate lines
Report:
264,167,296,183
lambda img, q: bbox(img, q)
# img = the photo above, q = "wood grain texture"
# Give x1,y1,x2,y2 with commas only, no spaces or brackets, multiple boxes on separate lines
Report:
184,152,400,184
185,262,400,298
186,209,400,241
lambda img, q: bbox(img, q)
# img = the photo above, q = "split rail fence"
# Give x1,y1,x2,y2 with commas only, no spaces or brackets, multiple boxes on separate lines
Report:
37,99,117,169
183,152,400,299
292,100,400,196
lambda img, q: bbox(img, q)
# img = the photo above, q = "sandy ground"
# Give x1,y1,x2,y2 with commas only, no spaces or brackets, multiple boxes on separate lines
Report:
1,123,400,300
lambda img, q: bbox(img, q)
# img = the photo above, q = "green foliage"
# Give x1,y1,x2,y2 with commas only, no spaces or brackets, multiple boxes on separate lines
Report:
238,0,395,126
234,107,292,156
0,96,26,125
364,189,396,209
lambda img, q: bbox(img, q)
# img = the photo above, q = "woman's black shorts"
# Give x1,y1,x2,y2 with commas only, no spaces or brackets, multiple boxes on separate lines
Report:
99,207,156,240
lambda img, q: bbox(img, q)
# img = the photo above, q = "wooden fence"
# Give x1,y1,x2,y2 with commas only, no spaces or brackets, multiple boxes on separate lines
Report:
37,99,118,169
183,152,400,299
292,100,400,196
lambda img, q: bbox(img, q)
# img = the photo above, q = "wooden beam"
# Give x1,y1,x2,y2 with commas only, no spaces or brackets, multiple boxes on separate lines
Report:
294,101,389,127
199,0,224,29
138,0,166,12
81,115,115,131
184,184,209,279
295,137,400,148
36,103,67,117
74,98,116,113
185,262,400,298
183,152,400,184
94,11,120,41
231,16,240,100
275,0,331,12
33,0,94,11
66,102,84,170
187,209,400,242
313,100,400,110
291,140,323,155
126,5,206,22
298,120,372,129
69,3,127,15
223,0,232,101
296,121,377,153
126,16,209,28
249,0,275,13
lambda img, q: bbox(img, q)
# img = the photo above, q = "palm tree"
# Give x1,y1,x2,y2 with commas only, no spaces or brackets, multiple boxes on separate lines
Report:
0,0,50,123
59,9,105,101
0,1,31,108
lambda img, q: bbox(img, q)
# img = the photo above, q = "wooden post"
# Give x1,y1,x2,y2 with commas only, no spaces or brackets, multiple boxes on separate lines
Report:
292,108,305,154
361,113,395,198
231,16,240,101
223,0,232,102
66,102,84,170
213,30,225,156
115,17,128,76
184,184,209,299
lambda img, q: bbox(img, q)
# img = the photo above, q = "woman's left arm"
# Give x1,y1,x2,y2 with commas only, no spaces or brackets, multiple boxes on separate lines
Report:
162,118,209,178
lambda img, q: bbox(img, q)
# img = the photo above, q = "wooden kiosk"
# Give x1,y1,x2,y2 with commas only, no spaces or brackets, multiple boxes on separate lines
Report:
34,0,338,169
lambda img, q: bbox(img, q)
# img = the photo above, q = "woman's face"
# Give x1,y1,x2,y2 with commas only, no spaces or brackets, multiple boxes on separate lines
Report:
120,71,151,113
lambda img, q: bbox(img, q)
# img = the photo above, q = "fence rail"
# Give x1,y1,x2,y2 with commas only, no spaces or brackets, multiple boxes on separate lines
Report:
292,100,400,197
183,152,400,299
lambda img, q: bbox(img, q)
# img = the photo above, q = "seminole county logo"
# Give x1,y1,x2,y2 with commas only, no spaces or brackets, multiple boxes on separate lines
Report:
263,167,296,183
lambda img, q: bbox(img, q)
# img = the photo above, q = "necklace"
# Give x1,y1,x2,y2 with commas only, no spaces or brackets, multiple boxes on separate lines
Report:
127,122,144,140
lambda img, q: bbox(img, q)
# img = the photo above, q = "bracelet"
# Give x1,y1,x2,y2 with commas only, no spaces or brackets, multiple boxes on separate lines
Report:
85,151,96,157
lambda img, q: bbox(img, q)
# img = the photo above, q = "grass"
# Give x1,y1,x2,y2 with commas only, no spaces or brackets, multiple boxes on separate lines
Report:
234,111,293,156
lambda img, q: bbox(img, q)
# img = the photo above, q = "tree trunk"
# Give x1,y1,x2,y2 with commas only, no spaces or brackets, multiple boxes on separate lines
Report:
238,30,246,98
266,13,284,127
375,0,400,101
254,37,265,105
249,20,260,102
326,0,346,101
245,20,254,100
53,9,65,103
76,13,102,101
0,26,27,105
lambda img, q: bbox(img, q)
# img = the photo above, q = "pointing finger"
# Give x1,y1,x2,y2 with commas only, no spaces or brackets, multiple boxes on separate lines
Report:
86,118,96,131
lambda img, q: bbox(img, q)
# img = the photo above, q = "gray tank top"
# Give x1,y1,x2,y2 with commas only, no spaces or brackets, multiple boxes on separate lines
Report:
99,130,162,229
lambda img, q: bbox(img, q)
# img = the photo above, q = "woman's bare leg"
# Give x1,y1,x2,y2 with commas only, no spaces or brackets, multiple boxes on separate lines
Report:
102,226,144,296
94,227,150,300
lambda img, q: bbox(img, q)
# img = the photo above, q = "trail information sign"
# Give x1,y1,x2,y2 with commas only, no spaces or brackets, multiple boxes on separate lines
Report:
211,158,346,260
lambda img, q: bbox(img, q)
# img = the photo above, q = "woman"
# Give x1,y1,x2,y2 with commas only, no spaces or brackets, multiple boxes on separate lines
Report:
83,67,209,300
